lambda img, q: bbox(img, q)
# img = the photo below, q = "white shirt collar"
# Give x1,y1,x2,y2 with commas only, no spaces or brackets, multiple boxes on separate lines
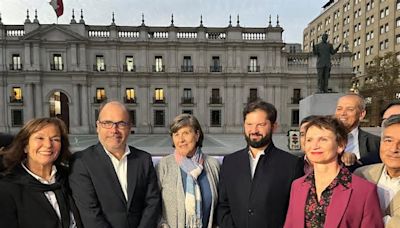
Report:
21,162,57,184
103,144,131,160
382,166,400,182
248,149,265,179
348,127,359,139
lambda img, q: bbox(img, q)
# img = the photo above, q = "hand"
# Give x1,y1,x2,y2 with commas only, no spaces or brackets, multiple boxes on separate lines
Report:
341,152,357,166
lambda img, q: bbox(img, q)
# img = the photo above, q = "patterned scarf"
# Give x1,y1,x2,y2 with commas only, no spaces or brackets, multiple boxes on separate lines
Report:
175,147,204,228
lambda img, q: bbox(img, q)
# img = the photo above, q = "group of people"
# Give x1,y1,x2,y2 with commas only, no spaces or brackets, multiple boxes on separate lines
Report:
0,95,398,228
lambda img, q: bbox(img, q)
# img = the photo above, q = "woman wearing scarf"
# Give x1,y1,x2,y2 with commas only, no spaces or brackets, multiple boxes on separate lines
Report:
0,117,82,228
156,114,220,228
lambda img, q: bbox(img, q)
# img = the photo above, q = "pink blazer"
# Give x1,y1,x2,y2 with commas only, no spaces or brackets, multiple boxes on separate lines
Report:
284,174,383,228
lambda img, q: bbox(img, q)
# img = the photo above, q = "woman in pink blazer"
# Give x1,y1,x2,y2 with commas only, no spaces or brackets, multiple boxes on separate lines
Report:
284,116,383,228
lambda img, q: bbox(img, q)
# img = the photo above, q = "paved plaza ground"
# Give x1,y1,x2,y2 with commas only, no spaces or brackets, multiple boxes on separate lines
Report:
69,127,381,162
69,133,301,156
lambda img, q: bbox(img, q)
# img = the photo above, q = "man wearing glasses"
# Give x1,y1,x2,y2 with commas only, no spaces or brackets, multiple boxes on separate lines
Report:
69,101,161,228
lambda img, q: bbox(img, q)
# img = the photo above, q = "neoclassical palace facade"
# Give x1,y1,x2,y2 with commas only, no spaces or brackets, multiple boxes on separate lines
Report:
0,13,353,134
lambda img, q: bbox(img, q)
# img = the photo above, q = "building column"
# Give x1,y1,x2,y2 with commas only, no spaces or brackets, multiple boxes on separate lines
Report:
24,83,34,122
24,43,31,70
70,44,78,71
235,47,242,72
168,84,178,123
80,83,89,133
79,44,87,70
138,85,150,133
225,85,235,130
227,47,234,72
34,83,43,117
33,43,40,70
72,84,80,128
0,45,4,71
197,84,207,130
0,79,6,131
235,86,242,126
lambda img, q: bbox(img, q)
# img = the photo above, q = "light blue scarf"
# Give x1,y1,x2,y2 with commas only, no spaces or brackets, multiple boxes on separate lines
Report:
175,147,204,228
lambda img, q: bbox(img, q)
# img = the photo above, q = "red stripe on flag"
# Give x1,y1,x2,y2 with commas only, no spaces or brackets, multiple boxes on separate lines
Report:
56,0,64,17
50,0,64,17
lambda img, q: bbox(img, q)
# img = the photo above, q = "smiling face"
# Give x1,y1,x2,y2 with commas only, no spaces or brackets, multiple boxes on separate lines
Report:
97,102,131,155
305,125,344,165
380,123,400,178
172,126,199,157
25,124,61,172
335,95,365,131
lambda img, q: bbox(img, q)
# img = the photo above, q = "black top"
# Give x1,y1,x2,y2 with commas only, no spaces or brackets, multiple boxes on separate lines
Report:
217,143,304,228
0,164,83,228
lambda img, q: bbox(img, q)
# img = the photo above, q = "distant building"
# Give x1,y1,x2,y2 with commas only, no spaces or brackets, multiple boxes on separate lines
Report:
303,0,400,75
284,43,302,54
303,0,400,126
0,11,353,134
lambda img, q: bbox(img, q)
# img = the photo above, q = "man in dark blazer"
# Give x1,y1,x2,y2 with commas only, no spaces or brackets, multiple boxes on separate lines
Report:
335,93,380,171
217,100,304,228
69,101,161,228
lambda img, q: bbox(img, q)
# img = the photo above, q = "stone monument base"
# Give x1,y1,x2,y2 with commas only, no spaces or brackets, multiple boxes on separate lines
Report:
299,93,344,122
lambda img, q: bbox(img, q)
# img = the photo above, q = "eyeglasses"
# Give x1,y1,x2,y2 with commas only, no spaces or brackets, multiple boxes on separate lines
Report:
97,120,130,129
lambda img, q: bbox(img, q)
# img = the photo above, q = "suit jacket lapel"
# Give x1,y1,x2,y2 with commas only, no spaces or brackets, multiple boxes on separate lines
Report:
366,164,384,184
358,128,368,158
95,143,127,206
325,185,352,228
295,181,310,225
238,148,253,200
388,191,400,216
127,147,138,209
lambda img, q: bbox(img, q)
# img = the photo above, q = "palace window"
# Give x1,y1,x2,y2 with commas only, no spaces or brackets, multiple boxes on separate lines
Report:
154,110,165,127
95,55,105,71
210,110,221,127
51,54,63,71
11,54,22,70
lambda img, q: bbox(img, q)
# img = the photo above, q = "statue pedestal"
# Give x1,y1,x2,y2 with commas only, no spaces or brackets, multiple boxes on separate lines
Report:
299,93,344,122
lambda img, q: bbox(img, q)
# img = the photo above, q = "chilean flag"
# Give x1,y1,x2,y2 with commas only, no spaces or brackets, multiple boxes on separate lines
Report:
49,0,64,17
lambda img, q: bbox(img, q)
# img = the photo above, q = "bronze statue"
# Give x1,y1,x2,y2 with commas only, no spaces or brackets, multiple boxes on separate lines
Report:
313,33,341,93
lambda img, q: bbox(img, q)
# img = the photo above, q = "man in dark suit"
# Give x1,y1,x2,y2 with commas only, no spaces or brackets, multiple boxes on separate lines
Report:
69,101,161,228
216,100,304,228
335,93,380,171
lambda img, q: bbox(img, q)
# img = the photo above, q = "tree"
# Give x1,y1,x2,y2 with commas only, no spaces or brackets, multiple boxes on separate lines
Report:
357,52,400,126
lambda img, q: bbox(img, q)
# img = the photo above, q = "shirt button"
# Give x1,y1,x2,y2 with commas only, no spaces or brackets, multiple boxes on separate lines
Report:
248,209,254,215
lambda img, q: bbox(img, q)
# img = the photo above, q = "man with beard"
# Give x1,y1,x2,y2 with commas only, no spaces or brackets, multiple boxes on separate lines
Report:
217,100,304,228
69,101,161,228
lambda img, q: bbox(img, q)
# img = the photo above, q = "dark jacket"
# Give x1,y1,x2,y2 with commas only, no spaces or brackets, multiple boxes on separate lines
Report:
348,128,381,172
69,143,161,228
217,143,304,228
0,164,83,228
